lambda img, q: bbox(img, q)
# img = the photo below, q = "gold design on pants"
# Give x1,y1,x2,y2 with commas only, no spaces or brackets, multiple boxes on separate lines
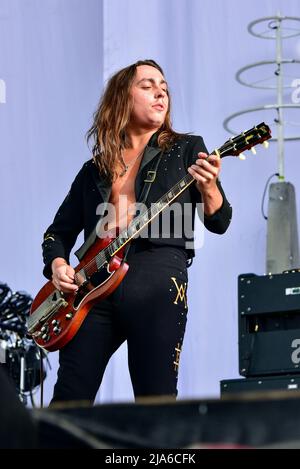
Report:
174,343,181,371
171,277,187,309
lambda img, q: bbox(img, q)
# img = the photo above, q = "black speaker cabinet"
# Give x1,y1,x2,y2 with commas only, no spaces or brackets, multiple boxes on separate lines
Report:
221,374,300,395
238,271,300,377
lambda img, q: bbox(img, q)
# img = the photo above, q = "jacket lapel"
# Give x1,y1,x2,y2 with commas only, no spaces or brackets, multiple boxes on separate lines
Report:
90,163,111,202
75,164,111,260
138,146,162,175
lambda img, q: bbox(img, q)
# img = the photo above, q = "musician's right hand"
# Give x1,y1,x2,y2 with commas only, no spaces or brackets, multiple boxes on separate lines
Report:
51,257,78,293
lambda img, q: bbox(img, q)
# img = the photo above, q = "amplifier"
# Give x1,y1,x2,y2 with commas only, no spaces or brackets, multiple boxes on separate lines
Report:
238,271,300,377
220,374,300,395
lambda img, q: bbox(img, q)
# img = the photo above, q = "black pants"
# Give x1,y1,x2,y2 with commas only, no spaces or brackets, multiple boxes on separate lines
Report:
51,240,189,403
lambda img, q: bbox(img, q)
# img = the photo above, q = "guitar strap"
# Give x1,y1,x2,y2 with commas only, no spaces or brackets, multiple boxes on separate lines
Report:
122,151,164,262
139,151,164,207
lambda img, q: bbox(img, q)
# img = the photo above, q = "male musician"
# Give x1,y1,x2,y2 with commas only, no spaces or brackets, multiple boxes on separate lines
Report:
42,60,232,403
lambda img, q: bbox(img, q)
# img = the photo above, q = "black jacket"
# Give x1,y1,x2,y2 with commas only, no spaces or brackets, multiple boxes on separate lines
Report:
42,133,232,279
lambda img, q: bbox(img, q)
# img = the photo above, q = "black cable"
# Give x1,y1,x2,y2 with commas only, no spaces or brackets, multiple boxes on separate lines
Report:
40,349,44,408
261,173,280,220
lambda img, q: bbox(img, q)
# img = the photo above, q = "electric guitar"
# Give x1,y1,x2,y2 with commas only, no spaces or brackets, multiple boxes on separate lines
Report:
27,122,271,351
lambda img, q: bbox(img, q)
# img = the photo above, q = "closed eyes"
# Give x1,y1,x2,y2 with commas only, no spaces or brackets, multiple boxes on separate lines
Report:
141,86,168,93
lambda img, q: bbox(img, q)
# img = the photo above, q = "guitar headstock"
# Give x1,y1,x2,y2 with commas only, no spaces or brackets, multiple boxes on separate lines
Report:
218,122,272,159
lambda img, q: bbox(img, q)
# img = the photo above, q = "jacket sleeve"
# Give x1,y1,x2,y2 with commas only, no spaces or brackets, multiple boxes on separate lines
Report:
42,163,87,279
186,136,232,234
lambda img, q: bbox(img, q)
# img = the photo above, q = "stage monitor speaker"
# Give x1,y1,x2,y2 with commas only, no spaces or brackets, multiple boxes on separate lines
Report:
31,393,300,449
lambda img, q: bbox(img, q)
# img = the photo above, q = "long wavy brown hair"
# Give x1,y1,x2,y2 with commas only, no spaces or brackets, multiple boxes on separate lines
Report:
86,59,183,182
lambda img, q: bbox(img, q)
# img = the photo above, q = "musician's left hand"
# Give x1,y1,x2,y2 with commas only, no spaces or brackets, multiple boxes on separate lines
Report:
188,152,220,194
188,151,224,216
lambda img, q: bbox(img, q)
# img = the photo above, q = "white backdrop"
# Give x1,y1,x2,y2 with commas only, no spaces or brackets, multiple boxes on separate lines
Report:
0,0,300,405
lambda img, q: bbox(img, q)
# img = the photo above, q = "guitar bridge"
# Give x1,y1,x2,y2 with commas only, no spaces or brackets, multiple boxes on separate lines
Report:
27,295,68,334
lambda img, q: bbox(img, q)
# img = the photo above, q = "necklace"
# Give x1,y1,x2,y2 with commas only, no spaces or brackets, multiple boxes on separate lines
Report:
119,147,145,177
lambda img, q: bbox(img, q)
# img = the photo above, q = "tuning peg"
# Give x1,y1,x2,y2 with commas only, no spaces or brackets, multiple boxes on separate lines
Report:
263,141,269,149
239,153,246,160
251,147,257,155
